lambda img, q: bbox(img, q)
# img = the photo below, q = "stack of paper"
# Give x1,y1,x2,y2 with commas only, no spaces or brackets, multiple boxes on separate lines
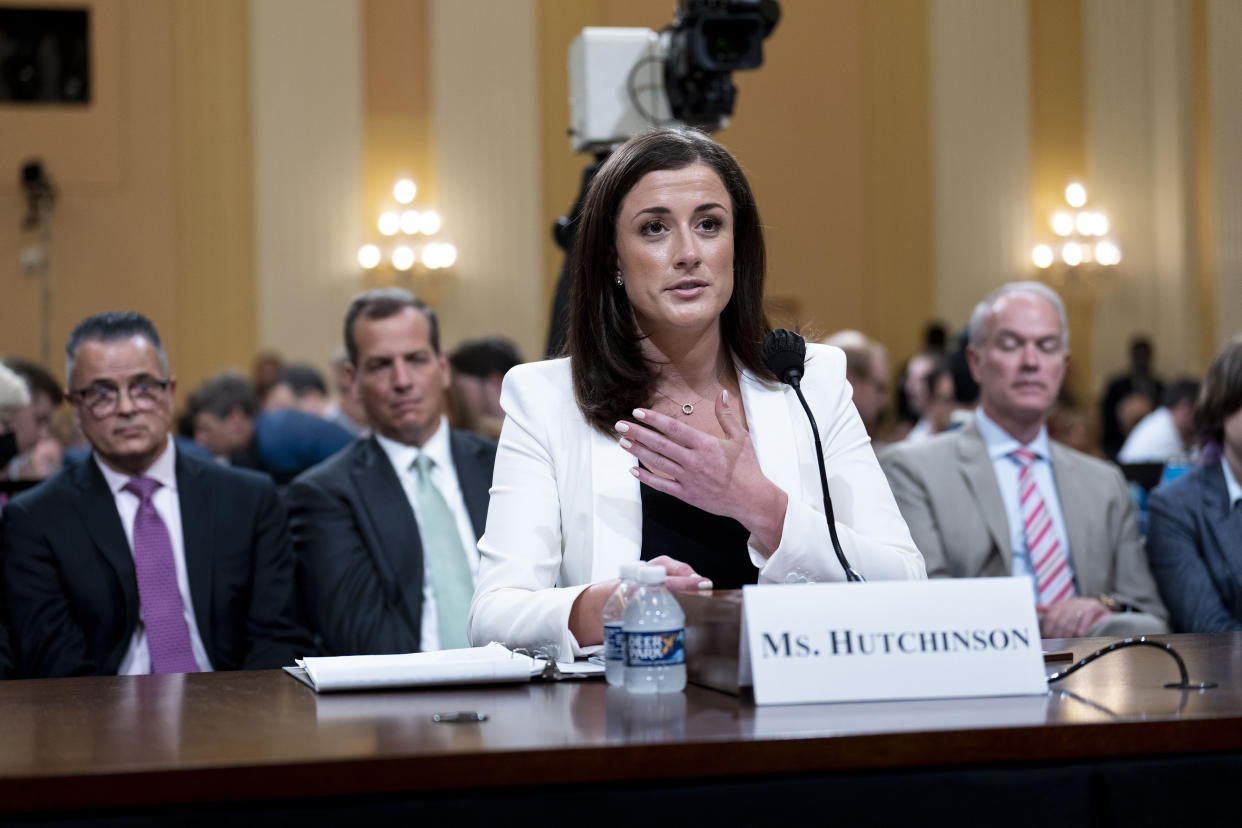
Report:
285,642,541,693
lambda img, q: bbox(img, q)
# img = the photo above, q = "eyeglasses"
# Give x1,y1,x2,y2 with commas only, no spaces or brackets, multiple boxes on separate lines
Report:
69,376,171,417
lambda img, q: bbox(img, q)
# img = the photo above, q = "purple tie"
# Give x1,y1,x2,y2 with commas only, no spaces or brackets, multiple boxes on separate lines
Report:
122,477,199,674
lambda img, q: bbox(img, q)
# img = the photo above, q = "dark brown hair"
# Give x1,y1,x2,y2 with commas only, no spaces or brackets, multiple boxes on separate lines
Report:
567,127,772,433
343,288,439,365
1195,335,1242,448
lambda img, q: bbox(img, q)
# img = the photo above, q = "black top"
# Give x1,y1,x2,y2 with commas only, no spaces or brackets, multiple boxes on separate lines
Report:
639,481,756,589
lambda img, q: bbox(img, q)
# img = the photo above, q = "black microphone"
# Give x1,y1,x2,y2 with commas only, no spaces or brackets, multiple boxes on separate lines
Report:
761,329,865,582
761,328,806,387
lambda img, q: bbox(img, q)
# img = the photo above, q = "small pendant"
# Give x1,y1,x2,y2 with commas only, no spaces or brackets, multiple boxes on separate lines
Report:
681,403,694,415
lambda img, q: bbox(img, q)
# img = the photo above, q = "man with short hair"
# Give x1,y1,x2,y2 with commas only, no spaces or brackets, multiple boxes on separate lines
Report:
822,330,889,440
2,312,310,677
264,364,331,417
289,289,496,655
189,370,353,485
448,337,523,439
881,283,1168,638
1117,378,1200,464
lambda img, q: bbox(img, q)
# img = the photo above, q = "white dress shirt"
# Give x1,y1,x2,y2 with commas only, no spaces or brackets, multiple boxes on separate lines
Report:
1117,406,1185,464
375,417,479,652
95,436,214,674
974,408,1075,600
1223,456,1242,509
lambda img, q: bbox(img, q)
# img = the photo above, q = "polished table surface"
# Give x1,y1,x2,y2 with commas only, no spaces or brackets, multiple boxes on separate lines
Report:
1,633,1241,815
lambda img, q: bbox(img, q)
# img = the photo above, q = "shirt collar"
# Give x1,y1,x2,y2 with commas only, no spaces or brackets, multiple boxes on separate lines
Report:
374,416,452,475
974,406,1051,463
1221,456,1242,509
95,434,178,496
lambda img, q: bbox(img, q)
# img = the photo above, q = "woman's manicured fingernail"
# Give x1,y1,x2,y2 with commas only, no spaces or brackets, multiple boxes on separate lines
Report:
615,421,629,433
628,466,640,478
633,408,646,419
619,437,632,449
698,579,713,589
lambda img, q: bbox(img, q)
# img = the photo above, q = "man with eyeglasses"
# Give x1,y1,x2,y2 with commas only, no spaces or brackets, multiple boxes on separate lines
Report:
880,283,1168,638
1,312,311,677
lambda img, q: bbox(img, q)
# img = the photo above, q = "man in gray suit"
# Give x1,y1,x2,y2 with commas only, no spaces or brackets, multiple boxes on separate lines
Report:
880,282,1167,637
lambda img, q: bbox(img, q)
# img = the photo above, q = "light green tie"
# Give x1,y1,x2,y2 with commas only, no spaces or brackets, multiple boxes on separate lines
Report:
412,453,474,650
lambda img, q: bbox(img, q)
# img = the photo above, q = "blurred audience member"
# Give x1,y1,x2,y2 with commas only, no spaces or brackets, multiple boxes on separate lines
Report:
1117,378,1200,464
822,329,889,441
1047,404,1098,456
922,360,961,436
1100,335,1163,459
1146,336,1242,632
324,347,369,436
893,351,937,442
447,337,522,440
188,371,353,485
922,321,949,356
0,358,64,481
881,282,1168,638
289,289,496,655
264,364,330,417
251,350,283,406
2,311,310,677
0,363,31,476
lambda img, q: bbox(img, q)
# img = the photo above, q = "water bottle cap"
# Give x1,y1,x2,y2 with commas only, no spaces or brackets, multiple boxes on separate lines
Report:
637,565,667,585
619,562,642,581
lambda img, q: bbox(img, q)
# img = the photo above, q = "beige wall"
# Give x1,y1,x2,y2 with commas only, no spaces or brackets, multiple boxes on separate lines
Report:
251,0,365,379
2,0,1240,405
0,0,177,382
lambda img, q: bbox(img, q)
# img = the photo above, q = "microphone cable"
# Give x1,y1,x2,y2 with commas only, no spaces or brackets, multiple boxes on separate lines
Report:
761,329,865,582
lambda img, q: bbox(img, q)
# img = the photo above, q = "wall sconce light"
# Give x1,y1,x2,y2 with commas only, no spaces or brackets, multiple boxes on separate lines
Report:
1031,182,1121,276
359,178,457,275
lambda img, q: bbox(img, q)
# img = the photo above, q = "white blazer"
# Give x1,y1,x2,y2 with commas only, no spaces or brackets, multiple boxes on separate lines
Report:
468,344,925,657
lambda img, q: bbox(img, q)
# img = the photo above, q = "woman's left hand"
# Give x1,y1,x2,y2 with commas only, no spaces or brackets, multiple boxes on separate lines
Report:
616,390,788,552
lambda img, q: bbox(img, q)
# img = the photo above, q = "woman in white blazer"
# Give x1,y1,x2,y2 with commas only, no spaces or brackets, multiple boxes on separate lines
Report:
469,128,924,658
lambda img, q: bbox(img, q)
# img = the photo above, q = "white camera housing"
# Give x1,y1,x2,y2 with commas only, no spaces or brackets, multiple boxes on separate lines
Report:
568,28,672,154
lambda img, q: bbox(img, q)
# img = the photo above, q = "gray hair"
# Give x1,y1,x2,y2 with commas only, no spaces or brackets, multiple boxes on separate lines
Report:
65,311,169,386
0,363,31,409
967,282,1069,350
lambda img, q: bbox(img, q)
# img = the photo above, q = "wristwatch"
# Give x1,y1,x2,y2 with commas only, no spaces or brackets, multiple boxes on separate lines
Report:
1097,593,1135,613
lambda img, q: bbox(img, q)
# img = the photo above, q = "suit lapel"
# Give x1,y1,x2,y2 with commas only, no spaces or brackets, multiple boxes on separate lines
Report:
956,423,1014,571
352,438,423,603
589,417,642,582
1048,442,1093,586
1202,462,1242,580
449,430,490,539
739,369,801,503
176,453,215,654
74,459,139,620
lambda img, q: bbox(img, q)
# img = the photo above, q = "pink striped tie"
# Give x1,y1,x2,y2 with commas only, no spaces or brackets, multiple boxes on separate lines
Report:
1012,448,1075,606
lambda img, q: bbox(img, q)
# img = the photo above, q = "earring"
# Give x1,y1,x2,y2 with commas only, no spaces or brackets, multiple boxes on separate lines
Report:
615,271,624,286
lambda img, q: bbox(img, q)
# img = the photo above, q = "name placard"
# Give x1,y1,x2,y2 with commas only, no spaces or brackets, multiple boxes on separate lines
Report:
742,578,1047,705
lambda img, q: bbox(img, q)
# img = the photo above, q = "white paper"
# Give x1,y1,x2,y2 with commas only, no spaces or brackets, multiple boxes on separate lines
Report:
295,642,537,692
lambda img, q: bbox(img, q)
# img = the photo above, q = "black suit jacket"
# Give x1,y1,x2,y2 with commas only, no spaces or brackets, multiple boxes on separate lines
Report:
1,451,312,677
288,430,496,655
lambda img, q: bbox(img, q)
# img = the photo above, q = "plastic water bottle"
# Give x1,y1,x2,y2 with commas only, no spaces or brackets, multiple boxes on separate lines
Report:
602,562,642,687
623,565,686,694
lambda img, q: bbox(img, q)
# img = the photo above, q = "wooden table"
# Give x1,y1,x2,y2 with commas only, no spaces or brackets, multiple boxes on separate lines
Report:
1,633,1240,825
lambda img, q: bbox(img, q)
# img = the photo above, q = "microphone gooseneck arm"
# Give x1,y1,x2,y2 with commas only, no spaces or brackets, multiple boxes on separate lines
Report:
787,374,865,583
761,329,864,583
